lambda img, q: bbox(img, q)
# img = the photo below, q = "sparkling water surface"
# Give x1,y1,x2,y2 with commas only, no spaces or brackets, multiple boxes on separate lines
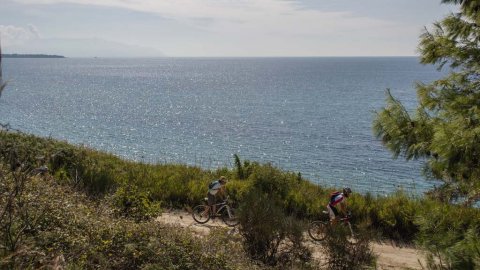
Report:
0,57,445,194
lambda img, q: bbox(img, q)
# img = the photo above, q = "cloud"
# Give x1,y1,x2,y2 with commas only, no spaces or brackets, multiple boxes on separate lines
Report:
0,24,41,47
1,23,164,57
12,0,403,37
27,24,41,38
7,0,422,56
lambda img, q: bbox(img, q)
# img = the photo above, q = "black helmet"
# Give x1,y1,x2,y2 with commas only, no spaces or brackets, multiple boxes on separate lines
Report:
343,187,352,196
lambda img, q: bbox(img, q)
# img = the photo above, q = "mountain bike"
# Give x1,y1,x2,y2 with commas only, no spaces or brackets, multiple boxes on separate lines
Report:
192,197,239,227
308,210,355,243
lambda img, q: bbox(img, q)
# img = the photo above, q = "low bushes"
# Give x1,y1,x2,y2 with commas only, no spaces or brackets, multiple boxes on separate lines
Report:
112,184,161,221
238,187,310,267
349,191,419,242
0,162,260,269
322,223,376,270
2,130,480,268
415,203,480,269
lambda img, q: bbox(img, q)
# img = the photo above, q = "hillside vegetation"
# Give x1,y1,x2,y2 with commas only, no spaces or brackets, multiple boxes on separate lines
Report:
1,130,479,269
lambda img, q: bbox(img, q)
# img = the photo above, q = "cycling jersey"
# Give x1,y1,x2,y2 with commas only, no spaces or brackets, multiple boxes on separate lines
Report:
329,193,345,207
327,192,346,220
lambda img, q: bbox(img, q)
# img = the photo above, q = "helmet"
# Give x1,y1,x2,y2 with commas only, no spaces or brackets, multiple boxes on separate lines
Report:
343,187,352,197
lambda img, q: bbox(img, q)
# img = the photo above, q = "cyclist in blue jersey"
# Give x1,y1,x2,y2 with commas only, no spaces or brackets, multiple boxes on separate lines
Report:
327,187,352,224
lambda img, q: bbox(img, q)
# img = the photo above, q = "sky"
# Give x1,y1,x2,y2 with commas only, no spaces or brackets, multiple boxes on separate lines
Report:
0,0,456,57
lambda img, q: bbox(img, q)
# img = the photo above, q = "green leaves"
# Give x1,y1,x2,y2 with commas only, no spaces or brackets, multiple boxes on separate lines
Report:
374,1,480,266
373,89,431,160
374,0,480,204
419,12,480,71
415,204,480,269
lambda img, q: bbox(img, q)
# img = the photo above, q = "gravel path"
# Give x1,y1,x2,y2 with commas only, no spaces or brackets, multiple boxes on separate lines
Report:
156,210,426,270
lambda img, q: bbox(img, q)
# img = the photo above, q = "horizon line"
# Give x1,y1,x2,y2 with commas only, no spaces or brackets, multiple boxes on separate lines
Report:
2,54,420,59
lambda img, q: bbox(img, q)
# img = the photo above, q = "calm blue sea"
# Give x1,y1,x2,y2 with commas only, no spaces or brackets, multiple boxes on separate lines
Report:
0,57,445,195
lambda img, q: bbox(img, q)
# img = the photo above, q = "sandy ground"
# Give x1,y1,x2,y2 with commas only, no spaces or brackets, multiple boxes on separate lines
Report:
156,210,426,269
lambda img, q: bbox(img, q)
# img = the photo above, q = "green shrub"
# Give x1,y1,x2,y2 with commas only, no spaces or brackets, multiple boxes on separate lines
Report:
323,221,376,270
3,129,480,270
112,184,161,221
415,203,480,269
0,162,261,269
238,185,312,267
349,191,419,242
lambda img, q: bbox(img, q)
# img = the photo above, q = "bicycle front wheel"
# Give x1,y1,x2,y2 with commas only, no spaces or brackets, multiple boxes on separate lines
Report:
192,205,210,224
221,206,239,227
308,220,328,241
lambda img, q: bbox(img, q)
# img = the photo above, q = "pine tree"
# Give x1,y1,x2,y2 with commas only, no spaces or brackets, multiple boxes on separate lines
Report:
373,0,480,205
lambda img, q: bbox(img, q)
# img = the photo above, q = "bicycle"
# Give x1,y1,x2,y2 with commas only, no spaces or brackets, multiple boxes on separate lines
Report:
192,197,239,227
308,210,355,243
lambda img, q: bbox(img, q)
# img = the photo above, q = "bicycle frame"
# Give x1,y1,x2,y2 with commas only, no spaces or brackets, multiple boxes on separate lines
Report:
341,217,354,236
204,200,229,216
332,214,354,236
309,211,355,242
217,204,235,219
192,199,239,226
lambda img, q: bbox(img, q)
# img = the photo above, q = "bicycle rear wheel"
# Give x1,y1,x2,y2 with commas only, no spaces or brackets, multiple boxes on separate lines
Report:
192,205,210,224
308,220,328,241
221,206,239,227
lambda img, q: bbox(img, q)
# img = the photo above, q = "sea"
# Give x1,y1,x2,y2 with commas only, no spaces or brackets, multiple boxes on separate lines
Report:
0,57,446,195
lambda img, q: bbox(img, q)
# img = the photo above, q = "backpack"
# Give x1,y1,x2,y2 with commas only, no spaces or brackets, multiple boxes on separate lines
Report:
209,180,218,190
329,191,341,204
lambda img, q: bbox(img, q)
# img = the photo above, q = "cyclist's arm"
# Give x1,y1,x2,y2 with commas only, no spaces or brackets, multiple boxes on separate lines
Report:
218,185,227,200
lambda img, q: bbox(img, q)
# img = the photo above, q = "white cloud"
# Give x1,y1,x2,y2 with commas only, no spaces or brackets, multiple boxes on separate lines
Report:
8,0,422,56
0,24,41,47
0,23,164,56
12,0,403,37
27,24,41,38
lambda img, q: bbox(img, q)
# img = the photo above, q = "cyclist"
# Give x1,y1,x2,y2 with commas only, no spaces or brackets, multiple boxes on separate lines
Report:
327,187,352,224
206,176,227,217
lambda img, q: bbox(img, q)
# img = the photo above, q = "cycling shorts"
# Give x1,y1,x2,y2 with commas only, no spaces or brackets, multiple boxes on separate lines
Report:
207,193,216,206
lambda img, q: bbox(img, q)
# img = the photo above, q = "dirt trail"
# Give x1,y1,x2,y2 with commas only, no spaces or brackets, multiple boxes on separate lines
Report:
156,210,426,270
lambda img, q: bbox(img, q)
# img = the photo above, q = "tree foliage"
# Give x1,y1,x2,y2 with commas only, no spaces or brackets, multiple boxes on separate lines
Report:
373,0,480,205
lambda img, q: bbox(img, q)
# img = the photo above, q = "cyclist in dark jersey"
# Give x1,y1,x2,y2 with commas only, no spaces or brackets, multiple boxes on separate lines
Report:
327,187,352,224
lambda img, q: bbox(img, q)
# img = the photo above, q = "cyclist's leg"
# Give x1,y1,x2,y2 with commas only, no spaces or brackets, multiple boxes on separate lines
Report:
208,193,217,217
206,193,215,216
212,200,220,218
327,204,339,225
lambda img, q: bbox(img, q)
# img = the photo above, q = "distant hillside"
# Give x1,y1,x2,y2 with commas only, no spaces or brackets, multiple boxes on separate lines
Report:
8,37,164,57
3,53,65,58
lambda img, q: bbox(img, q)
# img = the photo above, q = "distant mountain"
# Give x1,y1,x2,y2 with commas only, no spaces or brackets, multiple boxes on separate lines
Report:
5,37,165,58
3,54,65,58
